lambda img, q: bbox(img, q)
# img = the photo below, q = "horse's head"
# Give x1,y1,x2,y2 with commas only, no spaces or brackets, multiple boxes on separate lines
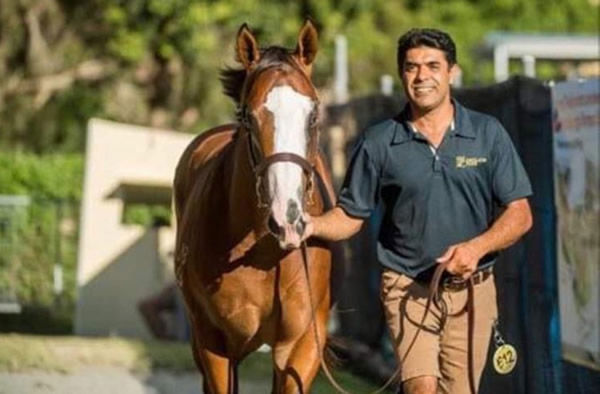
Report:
232,20,320,250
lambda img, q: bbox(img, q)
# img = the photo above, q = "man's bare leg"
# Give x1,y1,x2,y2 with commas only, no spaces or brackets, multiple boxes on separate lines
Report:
403,375,438,394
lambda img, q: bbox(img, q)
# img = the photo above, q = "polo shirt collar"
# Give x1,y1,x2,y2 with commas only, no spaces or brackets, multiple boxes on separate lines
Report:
392,98,475,144
452,99,476,139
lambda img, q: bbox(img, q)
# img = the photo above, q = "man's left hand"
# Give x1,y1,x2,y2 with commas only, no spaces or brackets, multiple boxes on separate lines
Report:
436,241,485,280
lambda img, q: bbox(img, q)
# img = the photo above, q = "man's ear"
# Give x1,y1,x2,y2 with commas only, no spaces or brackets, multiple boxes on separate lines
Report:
295,19,318,67
236,23,260,70
449,64,461,85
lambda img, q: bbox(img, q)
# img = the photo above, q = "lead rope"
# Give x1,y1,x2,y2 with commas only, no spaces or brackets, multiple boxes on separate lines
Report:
299,166,350,394
467,279,476,394
302,169,476,394
300,241,351,394
369,264,447,394
371,263,476,394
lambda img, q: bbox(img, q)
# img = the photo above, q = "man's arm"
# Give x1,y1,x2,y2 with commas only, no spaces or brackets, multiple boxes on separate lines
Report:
471,198,533,255
437,198,533,279
305,207,365,242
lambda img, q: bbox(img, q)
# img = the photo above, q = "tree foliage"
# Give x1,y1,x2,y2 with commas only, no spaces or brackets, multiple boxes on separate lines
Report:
0,0,597,153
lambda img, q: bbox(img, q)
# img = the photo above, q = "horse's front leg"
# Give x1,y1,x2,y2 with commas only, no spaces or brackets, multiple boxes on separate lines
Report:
272,301,329,394
190,324,238,394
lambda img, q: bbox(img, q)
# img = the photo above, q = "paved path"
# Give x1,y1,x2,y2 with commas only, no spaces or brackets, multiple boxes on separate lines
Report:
0,367,270,394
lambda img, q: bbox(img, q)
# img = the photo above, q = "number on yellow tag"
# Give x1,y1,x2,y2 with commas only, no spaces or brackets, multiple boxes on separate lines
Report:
493,344,517,374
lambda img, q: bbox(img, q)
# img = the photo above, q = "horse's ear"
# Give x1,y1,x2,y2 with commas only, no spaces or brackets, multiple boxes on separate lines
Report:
295,19,318,67
236,23,260,70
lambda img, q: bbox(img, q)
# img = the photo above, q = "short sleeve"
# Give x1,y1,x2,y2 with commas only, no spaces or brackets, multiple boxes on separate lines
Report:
336,137,380,218
491,122,533,205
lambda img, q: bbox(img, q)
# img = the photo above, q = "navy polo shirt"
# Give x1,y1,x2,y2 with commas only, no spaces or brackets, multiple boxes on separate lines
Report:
337,100,533,278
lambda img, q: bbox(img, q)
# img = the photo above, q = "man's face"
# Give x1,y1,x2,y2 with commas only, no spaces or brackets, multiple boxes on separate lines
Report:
400,46,455,112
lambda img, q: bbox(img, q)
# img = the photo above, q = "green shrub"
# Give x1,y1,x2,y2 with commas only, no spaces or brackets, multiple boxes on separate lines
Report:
0,153,83,333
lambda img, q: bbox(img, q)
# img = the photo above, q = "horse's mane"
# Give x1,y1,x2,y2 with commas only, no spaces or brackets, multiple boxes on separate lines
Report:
219,46,296,105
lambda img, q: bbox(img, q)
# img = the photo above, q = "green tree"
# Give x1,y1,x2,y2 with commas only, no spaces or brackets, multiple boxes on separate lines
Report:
0,0,597,153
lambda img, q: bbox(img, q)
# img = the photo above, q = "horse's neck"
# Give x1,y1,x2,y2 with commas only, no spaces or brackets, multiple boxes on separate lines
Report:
223,134,264,237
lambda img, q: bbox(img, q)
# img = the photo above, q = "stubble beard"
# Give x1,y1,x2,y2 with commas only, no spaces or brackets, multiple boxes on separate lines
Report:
410,87,449,115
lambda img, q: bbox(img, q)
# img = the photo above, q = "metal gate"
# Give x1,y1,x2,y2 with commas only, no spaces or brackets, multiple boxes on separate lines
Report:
0,195,30,314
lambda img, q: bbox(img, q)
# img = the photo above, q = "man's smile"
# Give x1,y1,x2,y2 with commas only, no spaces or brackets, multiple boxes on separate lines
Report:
413,86,436,95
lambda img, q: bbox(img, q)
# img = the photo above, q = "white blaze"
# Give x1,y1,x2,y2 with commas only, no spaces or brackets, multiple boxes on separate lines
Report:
264,85,314,226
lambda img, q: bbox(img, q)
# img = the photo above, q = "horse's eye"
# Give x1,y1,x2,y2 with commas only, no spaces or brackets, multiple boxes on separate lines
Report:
308,111,318,128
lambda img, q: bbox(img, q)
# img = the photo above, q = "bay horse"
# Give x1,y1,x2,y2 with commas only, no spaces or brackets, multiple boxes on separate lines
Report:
173,20,336,393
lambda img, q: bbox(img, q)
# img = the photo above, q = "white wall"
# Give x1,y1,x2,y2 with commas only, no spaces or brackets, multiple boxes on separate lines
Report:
75,119,193,338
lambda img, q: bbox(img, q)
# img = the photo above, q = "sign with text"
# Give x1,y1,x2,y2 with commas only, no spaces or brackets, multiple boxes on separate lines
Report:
553,79,600,370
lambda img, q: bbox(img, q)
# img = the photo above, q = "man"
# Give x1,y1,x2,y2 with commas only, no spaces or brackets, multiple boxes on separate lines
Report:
304,28,532,394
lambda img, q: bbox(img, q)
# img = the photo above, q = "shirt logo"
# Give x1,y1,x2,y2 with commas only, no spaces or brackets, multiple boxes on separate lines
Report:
456,155,487,168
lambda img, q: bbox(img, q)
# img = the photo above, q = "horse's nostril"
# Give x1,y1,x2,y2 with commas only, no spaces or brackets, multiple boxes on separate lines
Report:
268,215,281,236
296,217,306,236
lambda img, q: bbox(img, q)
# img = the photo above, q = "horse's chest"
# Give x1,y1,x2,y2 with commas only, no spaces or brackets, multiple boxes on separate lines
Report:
199,262,313,341
202,268,276,333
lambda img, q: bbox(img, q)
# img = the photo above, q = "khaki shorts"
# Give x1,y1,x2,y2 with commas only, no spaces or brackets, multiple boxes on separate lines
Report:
380,268,498,394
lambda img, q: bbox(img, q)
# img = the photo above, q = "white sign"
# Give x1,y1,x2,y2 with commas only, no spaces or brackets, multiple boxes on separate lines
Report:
553,79,600,370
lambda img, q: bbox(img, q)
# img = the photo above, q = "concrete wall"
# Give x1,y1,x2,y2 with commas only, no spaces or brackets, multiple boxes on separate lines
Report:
75,119,193,338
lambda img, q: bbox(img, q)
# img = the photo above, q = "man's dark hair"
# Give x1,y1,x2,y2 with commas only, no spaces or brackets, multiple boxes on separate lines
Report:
396,28,457,70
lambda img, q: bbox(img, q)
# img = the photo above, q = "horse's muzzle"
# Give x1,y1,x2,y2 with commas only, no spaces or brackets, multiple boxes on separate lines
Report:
268,214,306,250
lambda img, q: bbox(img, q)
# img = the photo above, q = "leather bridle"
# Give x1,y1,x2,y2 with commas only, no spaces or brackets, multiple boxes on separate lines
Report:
235,68,351,393
238,103,318,210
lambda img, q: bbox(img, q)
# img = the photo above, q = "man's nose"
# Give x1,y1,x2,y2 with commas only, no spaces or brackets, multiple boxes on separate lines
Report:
415,65,429,80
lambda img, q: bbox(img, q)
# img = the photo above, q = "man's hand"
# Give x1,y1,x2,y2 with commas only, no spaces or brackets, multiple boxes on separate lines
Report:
301,214,315,242
436,198,532,279
436,241,485,280
300,207,364,242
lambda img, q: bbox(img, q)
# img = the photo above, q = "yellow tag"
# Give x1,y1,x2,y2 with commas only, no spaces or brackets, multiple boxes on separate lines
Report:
493,344,517,374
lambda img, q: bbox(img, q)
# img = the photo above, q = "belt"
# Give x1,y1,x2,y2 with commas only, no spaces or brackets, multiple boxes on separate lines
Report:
442,266,493,291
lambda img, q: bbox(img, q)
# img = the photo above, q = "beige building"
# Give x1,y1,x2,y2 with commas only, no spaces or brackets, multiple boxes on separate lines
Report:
75,119,193,339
